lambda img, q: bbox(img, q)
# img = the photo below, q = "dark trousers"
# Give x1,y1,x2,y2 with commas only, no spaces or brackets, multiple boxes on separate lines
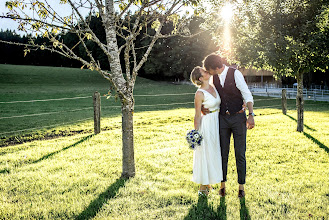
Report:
219,112,247,184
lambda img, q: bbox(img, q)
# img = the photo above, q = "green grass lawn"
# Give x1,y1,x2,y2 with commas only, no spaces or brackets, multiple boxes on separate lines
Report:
0,64,329,219
0,64,196,146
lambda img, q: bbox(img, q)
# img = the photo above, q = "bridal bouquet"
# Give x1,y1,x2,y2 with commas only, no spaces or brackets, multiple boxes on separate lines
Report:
186,129,203,149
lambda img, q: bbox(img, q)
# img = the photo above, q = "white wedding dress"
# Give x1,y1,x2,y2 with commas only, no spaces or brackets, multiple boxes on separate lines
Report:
192,86,223,185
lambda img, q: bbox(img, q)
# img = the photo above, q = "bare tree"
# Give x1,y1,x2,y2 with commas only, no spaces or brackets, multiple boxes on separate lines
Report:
1,0,199,178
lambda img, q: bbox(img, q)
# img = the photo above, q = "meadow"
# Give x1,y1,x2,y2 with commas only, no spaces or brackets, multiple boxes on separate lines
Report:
0,64,196,146
0,64,329,219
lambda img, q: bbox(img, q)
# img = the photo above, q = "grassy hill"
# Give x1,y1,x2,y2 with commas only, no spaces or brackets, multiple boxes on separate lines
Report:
0,64,196,146
0,64,329,219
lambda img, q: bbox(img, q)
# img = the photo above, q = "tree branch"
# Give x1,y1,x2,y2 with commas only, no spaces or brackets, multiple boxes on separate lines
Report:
0,15,71,31
158,30,204,38
132,0,183,85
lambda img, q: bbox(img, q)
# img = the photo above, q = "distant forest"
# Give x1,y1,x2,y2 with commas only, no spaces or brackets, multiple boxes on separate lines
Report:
0,15,327,87
0,16,218,81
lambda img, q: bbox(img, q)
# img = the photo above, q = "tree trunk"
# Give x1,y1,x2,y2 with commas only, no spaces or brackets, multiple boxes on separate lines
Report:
121,98,135,178
296,72,304,132
103,0,135,178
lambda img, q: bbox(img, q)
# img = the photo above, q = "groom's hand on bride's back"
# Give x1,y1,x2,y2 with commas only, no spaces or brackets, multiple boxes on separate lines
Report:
201,105,210,115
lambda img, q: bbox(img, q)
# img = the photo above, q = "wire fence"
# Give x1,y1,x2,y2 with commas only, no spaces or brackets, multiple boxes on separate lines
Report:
0,91,326,138
0,96,92,104
0,93,195,137
250,88,329,102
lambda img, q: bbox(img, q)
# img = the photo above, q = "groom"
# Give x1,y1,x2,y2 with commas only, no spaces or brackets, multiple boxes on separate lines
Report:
202,53,255,198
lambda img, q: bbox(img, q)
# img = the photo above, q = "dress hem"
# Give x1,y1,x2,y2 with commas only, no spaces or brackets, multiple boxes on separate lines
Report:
191,179,223,185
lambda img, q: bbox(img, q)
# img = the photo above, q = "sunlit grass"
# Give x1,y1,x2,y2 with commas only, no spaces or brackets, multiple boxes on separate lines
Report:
1,107,329,219
1,64,329,219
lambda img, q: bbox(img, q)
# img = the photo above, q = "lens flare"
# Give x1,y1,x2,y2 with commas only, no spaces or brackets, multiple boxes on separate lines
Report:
220,3,233,22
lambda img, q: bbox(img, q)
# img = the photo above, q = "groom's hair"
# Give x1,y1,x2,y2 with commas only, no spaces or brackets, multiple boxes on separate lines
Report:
203,53,223,70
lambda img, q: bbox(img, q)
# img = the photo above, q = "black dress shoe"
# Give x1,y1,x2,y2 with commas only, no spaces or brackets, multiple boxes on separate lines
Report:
219,188,226,197
238,190,245,198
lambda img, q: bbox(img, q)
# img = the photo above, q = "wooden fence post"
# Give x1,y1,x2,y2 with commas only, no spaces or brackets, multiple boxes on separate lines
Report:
93,91,101,134
282,89,287,115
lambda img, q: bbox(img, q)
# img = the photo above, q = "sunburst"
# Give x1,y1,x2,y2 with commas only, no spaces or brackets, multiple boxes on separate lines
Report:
220,3,234,22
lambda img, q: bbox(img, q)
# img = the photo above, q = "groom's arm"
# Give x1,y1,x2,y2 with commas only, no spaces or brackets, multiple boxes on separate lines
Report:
234,70,255,129
234,70,253,105
246,102,255,129
201,104,210,115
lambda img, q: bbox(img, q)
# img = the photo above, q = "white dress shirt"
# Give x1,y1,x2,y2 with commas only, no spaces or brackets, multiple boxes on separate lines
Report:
210,65,254,104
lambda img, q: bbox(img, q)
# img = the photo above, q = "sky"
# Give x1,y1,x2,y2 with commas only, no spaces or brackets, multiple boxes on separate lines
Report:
0,1,89,35
0,1,19,33
0,1,196,36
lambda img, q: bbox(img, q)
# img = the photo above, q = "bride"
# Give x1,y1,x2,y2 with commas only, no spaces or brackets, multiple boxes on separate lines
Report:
190,66,223,195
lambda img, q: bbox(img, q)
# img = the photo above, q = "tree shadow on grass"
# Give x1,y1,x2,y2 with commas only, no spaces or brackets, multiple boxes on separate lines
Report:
31,134,94,164
0,134,94,174
240,198,251,220
303,131,329,154
184,195,227,220
285,115,329,154
285,115,316,131
0,168,10,174
75,178,127,220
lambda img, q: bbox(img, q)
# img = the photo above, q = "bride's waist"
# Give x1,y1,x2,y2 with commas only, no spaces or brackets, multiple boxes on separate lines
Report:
209,108,220,113
200,108,219,115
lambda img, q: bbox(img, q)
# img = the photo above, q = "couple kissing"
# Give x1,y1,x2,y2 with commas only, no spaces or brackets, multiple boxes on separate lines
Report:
190,53,255,198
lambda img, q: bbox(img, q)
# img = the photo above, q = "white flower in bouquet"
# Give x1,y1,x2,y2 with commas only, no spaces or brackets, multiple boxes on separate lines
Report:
186,129,203,149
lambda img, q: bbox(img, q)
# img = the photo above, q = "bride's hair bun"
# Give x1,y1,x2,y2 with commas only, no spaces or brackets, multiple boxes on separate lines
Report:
190,66,203,87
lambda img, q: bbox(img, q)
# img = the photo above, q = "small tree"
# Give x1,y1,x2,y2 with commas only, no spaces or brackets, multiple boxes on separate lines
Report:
200,0,329,132
1,0,200,178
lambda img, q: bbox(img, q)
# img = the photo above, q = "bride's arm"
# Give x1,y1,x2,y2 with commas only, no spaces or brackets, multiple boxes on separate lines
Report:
194,91,204,130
